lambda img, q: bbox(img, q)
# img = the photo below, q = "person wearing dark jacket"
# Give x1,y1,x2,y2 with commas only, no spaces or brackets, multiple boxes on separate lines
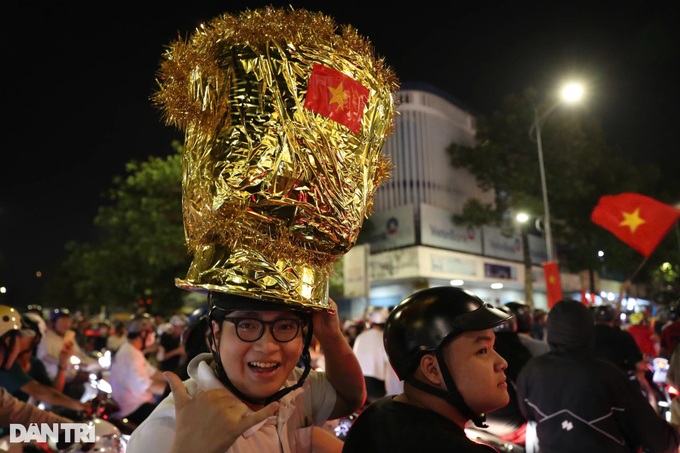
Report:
517,300,679,453
342,286,512,453
592,304,644,375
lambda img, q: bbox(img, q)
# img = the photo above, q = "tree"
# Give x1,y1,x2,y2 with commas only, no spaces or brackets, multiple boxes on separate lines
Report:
43,140,378,315
446,88,668,294
43,142,189,316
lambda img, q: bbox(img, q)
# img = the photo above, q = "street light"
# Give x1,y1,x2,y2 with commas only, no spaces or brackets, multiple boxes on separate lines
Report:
529,82,584,262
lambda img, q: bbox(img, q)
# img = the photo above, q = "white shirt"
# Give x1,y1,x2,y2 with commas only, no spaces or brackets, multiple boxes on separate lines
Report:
109,341,158,417
36,328,97,382
352,327,389,381
126,353,337,453
385,364,404,396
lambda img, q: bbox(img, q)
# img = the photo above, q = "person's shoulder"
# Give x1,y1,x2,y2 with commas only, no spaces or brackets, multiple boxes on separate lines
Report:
592,356,631,378
112,342,137,360
36,330,56,348
29,356,46,368
354,327,383,345
358,396,433,420
346,397,479,451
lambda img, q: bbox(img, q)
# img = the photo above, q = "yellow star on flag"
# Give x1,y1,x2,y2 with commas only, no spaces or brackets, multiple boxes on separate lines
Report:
328,82,349,109
619,207,646,233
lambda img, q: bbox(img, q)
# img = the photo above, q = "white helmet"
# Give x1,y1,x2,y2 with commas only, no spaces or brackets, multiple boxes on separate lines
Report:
368,307,388,324
23,312,47,336
170,314,188,327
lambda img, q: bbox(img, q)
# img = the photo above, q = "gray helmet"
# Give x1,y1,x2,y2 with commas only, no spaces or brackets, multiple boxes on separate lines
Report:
385,286,511,381
504,301,533,333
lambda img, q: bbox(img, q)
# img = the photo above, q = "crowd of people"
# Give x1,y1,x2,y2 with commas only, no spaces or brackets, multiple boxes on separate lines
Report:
2,5,679,453
2,290,680,452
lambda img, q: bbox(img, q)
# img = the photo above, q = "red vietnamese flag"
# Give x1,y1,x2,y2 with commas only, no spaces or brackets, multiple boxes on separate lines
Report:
543,261,563,309
591,193,680,258
303,63,369,134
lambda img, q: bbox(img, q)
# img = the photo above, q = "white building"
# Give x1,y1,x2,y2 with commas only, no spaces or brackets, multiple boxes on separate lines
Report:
342,83,631,319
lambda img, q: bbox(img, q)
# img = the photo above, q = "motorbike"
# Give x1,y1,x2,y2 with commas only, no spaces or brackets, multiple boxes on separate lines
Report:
50,350,135,451
650,356,678,423
47,394,129,453
0,395,128,453
76,363,137,439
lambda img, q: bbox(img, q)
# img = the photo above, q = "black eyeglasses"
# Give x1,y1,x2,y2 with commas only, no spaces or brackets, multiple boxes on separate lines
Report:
223,317,305,343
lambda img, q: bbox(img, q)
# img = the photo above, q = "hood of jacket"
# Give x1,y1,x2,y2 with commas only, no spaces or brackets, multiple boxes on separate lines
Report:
546,300,595,354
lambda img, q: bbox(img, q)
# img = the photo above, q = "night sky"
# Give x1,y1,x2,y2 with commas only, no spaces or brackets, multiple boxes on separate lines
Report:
2,1,678,306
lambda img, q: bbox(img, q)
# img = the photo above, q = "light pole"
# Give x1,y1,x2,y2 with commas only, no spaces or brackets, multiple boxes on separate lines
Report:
529,82,584,262
516,212,534,308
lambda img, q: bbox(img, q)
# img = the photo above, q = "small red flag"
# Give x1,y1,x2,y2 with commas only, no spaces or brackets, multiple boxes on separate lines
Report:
591,193,680,258
543,261,563,309
303,64,369,134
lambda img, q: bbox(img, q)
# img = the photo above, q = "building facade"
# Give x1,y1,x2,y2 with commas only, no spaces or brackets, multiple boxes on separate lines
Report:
342,83,633,320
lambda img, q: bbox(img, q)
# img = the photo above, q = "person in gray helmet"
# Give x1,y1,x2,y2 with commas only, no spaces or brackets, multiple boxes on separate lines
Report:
109,313,167,426
342,286,512,452
504,301,549,357
517,299,679,453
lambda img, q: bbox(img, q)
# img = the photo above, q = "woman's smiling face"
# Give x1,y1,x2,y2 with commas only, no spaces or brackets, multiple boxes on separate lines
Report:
211,310,305,406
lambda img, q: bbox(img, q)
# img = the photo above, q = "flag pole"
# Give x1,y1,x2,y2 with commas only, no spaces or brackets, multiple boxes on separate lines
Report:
616,257,649,316
675,222,680,261
628,256,650,282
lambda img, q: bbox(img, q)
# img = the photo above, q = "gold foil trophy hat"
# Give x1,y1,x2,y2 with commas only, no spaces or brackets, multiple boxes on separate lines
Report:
154,6,398,310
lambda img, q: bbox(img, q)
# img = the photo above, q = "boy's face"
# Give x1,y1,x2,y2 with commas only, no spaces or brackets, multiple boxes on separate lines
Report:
211,310,304,405
445,329,509,415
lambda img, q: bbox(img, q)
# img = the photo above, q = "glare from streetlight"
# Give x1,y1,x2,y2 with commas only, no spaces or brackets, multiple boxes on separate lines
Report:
561,83,584,103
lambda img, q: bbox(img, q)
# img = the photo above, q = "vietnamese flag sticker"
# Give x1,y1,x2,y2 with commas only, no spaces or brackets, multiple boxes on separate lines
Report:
303,63,369,134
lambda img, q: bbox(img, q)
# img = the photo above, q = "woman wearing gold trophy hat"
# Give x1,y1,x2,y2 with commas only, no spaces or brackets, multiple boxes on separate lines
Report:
127,6,398,452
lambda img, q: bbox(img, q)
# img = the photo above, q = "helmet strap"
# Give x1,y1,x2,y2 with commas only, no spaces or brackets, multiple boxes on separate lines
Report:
406,348,487,428
434,347,488,428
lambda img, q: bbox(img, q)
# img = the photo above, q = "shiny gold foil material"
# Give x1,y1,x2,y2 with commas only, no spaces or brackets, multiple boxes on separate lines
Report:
154,6,398,310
